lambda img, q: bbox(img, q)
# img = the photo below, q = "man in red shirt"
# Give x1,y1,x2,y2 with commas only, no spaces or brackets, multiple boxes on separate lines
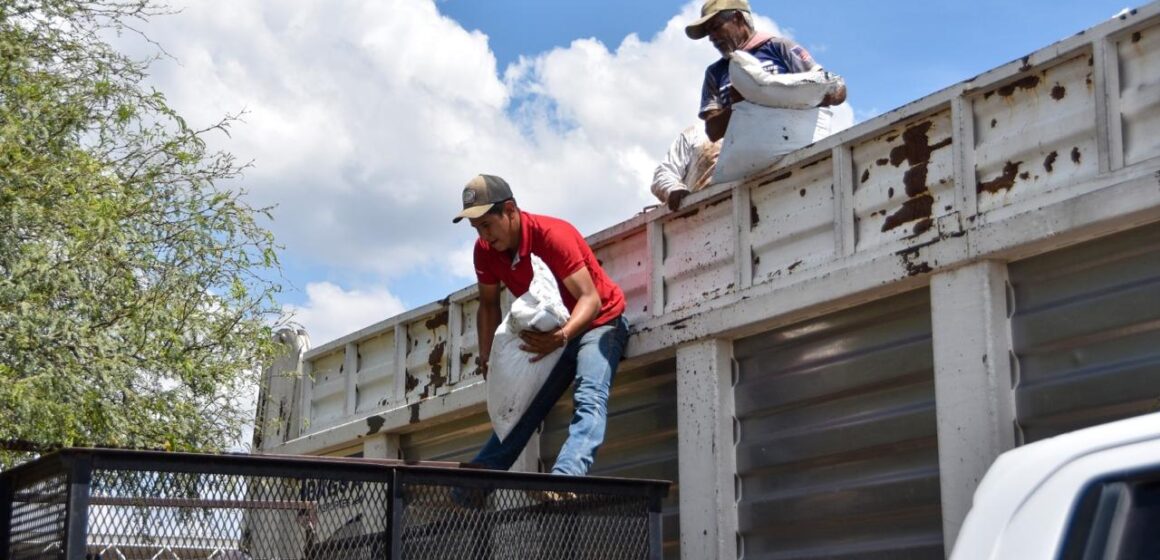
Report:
453,174,628,475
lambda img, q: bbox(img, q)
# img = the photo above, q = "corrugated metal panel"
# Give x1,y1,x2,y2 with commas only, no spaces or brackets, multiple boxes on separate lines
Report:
662,197,735,312
354,328,396,414
1010,222,1160,443
401,410,492,463
541,359,681,560
306,349,346,431
974,53,1098,213
733,290,942,559
594,229,651,328
1118,20,1160,166
404,308,451,402
456,298,483,384
851,110,956,250
750,156,836,284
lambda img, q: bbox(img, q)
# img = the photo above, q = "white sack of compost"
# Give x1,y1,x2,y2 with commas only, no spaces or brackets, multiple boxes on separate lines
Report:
487,254,570,442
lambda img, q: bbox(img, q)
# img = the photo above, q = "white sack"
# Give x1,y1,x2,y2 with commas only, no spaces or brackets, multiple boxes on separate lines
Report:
727,51,837,110
713,101,832,184
487,254,570,442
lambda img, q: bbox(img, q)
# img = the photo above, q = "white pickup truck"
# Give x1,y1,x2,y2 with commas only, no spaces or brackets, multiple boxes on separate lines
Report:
951,412,1160,559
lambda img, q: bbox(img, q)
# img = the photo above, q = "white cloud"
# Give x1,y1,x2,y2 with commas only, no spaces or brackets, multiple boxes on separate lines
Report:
285,282,407,346
121,0,855,321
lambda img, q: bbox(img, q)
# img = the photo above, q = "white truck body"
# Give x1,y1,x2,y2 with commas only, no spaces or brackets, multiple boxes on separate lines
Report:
951,411,1160,559
258,3,1160,558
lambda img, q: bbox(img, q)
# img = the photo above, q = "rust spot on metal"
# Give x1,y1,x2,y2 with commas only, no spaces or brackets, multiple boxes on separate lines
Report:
996,75,1041,97
409,403,420,424
425,310,449,330
990,118,997,128
405,372,419,394
366,415,385,435
1044,151,1058,172
903,164,929,198
1132,31,1142,43
1050,84,1066,101
905,260,933,276
788,260,803,271
799,189,807,197
771,171,793,182
889,122,952,167
912,218,934,236
984,91,994,100
882,194,934,232
886,134,898,142
888,187,895,199
750,204,760,226
460,351,473,366
1019,56,1032,72
977,161,1023,194
427,341,447,391
1071,147,1082,164
1019,172,1030,181
876,158,889,166
861,169,870,183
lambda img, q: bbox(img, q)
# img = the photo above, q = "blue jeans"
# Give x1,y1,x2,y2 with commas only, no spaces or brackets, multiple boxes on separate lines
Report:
472,315,629,476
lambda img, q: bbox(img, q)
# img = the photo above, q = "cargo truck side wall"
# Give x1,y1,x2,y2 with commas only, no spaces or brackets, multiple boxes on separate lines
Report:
258,5,1160,559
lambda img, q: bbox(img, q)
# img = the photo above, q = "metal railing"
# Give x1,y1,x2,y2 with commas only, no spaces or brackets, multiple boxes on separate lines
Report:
0,449,669,559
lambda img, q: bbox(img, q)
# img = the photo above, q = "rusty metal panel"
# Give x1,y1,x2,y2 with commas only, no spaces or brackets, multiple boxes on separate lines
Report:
732,290,942,559
1010,222,1160,444
750,157,836,285
306,349,346,431
456,297,483,384
400,410,492,463
542,359,681,560
851,111,956,250
594,228,650,327
1117,22,1160,166
974,53,1098,212
354,329,396,414
662,198,735,313
403,309,451,402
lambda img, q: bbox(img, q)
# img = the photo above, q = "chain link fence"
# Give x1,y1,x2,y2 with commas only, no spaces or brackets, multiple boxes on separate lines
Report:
1,449,668,559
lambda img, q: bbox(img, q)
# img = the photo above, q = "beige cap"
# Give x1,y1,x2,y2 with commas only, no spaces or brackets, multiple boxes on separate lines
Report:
452,174,514,223
685,0,751,40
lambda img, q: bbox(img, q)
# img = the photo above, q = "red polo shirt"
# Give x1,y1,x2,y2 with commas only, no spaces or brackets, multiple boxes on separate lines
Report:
474,211,625,328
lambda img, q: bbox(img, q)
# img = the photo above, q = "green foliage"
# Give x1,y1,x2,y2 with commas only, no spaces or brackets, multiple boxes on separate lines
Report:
1,0,284,467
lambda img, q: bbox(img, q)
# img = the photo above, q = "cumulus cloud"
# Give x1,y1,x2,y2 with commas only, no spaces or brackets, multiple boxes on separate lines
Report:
120,0,854,339
285,282,407,345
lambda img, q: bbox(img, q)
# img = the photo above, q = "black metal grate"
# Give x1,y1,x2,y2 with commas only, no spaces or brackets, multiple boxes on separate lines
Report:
7,473,68,560
400,481,652,559
1,449,668,560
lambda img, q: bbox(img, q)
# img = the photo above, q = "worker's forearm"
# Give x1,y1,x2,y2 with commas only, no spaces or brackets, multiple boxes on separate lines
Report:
560,293,601,340
477,304,501,362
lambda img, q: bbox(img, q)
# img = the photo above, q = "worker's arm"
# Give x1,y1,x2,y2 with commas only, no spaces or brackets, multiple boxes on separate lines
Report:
476,282,502,375
519,266,602,362
703,108,731,142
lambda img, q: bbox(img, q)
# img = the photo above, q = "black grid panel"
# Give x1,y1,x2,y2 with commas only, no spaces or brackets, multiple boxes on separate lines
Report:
400,481,653,559
6,472,68,559
1,449,668,560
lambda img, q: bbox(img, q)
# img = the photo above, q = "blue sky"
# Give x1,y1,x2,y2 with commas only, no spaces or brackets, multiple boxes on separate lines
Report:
131,0,1136,344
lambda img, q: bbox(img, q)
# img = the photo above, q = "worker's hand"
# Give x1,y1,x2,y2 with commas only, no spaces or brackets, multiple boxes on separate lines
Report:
474,355,489,378
667,189,690,212
519,328,567,363
821,81,847,107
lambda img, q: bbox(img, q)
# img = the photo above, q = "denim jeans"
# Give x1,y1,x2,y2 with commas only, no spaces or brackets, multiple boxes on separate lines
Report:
471,315,629,476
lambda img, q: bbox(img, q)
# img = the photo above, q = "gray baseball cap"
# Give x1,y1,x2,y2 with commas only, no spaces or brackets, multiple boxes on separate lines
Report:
452,174,514,223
